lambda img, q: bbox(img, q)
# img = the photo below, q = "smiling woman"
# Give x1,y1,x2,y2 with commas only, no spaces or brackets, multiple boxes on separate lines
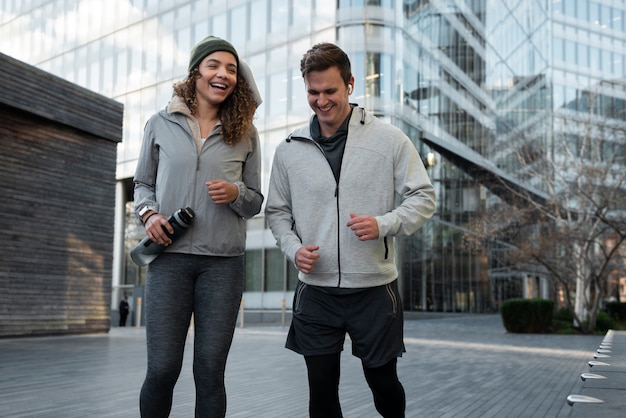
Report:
133,36,263,418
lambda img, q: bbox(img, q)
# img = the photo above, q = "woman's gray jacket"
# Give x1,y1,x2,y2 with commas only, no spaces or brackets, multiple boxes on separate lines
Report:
134,96,263,257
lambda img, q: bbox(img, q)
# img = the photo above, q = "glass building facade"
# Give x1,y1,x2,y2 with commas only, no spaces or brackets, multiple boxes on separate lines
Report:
1,0,624,314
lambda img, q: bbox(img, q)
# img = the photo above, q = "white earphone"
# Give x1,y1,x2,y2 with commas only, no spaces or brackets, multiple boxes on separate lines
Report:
348,85,353,94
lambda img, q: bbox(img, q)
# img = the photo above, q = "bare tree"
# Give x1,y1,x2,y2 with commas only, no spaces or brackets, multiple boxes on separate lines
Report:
465,90,626,333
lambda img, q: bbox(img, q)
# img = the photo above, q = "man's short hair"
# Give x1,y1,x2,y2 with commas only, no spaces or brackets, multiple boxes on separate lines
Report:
300,43,352,85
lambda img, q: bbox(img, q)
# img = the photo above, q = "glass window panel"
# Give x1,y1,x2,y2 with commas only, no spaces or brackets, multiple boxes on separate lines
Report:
600,4,611,27
193,21,210,45
88,45,101,91
564,40,576,64
254,77,267,125
380,53,393,100
244,250,263,291
145,37,158,75
577,43,588,67
156,81,172,110
129,25,143,73
160,11,175,40
291,0,311,34
566,88,579,111
365,52,380,97
553,0,563,15
589,1,599,24
265,248,285,291
103,54,114,96
65,8,76,50
115,49,128,94
250,0,267,40
49,55,61,78
590,47,600,71
63,54,75,85
212,12,227,39
176,27,191,59
611,51,620,76
269,72,288,116
611,9,624,32
270,0,288,33
247,53,266,121
337,24,362,53
314,0,336,29
145,0,159,15
175,2,192,26
287,262,299,291
161,39,177,81
601,49,611,72
42,2,54,44
339,0,364,7
349,51,364,100
229,5,246,46
290,67,308,114
553,38,564,61
574,0,586,19
192,0,210,18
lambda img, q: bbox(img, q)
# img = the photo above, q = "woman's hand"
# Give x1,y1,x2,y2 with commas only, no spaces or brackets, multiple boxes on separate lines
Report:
206,180,239,204
144,213,174,246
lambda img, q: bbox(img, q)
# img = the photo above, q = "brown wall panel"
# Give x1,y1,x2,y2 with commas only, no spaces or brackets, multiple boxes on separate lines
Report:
0,54,123,337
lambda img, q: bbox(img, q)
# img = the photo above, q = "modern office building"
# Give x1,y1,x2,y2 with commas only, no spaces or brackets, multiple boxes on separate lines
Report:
1,0,624,318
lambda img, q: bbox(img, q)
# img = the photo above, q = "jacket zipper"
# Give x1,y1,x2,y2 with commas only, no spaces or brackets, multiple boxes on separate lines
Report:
335,184,341,287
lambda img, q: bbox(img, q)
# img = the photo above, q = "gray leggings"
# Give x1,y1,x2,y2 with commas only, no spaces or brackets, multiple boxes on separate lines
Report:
139,253,244,418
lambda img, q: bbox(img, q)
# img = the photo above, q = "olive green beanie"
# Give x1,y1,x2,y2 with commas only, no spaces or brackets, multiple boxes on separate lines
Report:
188,36,239,73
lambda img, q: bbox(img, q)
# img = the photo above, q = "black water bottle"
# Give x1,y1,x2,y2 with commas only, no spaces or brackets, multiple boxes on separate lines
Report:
130,207,196,266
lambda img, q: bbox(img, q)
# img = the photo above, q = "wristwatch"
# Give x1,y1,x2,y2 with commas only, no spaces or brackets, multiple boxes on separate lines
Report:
138,206,152,218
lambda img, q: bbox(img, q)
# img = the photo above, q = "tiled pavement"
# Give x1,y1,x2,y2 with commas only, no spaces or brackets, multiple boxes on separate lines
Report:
0,314,606,417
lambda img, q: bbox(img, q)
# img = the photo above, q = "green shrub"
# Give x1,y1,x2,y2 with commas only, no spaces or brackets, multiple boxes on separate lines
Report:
500,298,554,333
550,308,574,333
594,311,615,333
605,302,626,322
553,307,573,322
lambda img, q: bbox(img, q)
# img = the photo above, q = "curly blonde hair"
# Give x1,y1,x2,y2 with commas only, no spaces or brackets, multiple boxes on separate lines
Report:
173,68,257,145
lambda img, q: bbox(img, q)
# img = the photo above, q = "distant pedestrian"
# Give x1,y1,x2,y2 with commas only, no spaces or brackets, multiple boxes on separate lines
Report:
119,296,130,327
265,43,436,418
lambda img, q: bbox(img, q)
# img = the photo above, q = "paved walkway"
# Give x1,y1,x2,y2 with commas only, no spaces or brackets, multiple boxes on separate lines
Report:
0,314,604,417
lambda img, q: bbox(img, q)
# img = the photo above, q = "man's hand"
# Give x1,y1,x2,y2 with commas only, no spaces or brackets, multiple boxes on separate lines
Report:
295,245,320,274
347,212,379,241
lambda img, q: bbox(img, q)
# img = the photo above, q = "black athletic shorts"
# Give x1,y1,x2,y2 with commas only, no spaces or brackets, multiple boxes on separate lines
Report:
286,279,405,368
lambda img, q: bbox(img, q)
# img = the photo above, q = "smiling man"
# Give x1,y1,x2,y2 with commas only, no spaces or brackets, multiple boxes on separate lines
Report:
265,43,437,418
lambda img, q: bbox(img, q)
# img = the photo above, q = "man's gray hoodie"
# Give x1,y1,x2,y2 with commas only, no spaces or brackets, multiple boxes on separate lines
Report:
265,106,436,288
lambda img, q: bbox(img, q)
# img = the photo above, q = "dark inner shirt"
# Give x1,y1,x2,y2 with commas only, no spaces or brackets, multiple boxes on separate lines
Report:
310,108,353,183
